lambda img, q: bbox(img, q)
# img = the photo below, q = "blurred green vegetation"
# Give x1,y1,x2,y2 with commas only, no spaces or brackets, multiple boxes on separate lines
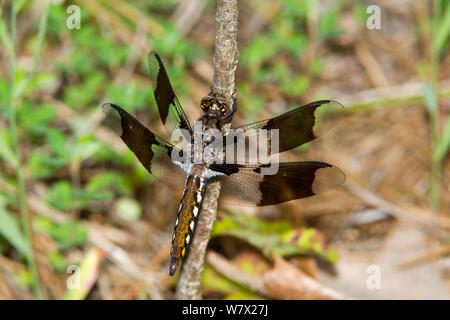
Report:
212,210,338,262
0,0,448,300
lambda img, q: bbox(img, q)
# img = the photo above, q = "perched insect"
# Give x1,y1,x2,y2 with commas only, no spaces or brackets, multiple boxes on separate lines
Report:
104,52,345,276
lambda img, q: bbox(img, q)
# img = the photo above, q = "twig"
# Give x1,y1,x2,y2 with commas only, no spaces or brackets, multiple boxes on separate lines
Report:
175,0,239,300
211,0,239,102
263,255,349,300
397,244,450,269
345,180,450,230
76,0,138,49
171,0,208,36
102,0,163,35
242,0,280,41
354,41,391,96
366,32,417,74
339,80,450,112
0,254,28,273
0,271,13,299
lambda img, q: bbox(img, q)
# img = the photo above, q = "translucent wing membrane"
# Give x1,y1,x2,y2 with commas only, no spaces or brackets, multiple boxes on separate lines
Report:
225,100,344,156
211,161,346,206
102,103,187,191
148,52,192,136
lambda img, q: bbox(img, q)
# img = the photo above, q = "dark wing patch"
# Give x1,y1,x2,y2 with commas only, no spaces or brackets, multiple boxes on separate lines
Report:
103,103,187,191
210,161,345,206
148,52,192,136
227,100,344,155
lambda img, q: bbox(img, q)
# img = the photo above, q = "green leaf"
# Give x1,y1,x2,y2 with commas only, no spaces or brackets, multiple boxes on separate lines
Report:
201,266,259,299
25,72,57,94
0,20,13,56
13,0,27,14
281,75,309,96
85,172,131,196
114,197,142,221
212,211,338,263
47,3,66,35
18,102,57,137
15,269,33,288
280,0,307,17
276,27,307,57
423,83,438,115
13,68,28,99
237,84,266,116
63,248,104,300
63,73,105,109
0,129,18,168
213,210,291,235
71,137,101,162
47,251,68,272
46,181,74,211
224,292,261,300
46,179,109,211
308,56,324,76
241,35,278,72
202,266,237,294
35,216,88,250
211,213,241,237
352,3,368,27
50,221,88,250
0,78,9,108
319,10,344,39
27,151,64,179
0,195,30,257
221,229,286,257
46,129,68,158
435,116,450,161
282,228,339,262
150,22,200,61
433,3,450,56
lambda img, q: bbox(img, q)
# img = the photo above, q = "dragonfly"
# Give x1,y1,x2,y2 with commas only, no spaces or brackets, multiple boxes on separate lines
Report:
103,52,346,276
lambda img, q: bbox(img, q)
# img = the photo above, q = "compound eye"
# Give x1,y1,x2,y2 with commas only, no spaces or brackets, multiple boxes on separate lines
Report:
201,101,211,110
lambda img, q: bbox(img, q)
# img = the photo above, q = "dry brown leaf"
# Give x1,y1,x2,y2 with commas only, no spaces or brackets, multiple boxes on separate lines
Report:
263,255,348,300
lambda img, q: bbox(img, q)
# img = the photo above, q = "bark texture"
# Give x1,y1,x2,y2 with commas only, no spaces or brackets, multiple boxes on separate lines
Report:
174,0,239,300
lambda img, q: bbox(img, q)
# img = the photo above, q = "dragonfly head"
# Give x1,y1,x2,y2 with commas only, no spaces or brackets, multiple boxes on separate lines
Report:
200,94,229,119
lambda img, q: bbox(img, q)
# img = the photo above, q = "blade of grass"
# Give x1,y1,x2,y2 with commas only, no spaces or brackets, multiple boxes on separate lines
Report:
435,116,450,162
63,248,106,300
426,0,450,214
432,1,450,57
0,196,30,258
423,83,441,211
6,1,50,299
0,129,18,168
334,81,450,112
0,19,13,55
21,0,50,90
